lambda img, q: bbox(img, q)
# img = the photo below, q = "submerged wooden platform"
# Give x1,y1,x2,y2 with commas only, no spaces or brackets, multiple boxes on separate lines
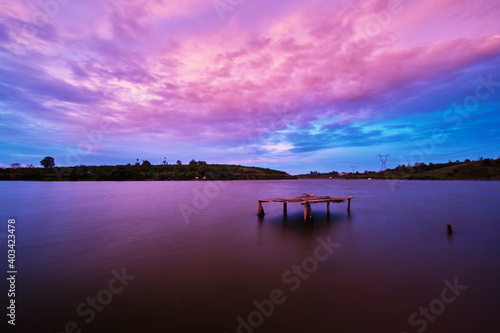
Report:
257,194,354,222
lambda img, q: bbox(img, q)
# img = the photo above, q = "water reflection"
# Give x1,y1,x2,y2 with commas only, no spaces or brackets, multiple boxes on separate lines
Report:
0,180,499,332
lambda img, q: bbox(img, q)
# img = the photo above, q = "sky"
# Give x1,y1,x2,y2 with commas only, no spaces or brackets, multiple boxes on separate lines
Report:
1,0,499,174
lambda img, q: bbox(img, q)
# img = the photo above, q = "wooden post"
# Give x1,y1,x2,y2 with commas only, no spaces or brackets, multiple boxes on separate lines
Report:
304,203,312,222
327,201,330,216
347,198,351,212
258,201,265,216
283,202,287,216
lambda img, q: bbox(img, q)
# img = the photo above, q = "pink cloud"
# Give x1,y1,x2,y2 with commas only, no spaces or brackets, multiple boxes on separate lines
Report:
2,0,500,169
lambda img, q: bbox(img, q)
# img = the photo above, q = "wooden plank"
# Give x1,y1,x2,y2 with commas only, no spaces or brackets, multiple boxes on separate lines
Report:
257,195,354,222
259,196,331,203
301,199,342,204
260,197,353,204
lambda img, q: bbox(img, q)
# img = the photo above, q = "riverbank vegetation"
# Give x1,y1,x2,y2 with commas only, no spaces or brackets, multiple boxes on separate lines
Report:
0,162,296,181
297,158,500,180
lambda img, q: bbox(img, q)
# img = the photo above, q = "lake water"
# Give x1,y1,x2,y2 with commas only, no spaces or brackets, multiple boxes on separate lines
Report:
1,179,500,332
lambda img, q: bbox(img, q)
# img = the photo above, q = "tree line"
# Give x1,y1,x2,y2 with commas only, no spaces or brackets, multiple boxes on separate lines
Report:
0,157,295,181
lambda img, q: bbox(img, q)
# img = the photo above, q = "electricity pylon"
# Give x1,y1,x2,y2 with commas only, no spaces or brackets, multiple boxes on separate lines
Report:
378,154,390,171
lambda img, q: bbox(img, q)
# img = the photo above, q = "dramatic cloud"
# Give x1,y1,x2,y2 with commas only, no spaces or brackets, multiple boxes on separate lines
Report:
1,0,499,173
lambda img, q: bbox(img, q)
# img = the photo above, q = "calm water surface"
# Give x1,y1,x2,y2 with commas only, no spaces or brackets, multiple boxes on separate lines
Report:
1,180,500,332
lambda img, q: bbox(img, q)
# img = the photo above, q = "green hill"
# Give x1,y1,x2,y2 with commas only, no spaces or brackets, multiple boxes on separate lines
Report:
395,159,500,180
297,158,500,180
0,163,296,181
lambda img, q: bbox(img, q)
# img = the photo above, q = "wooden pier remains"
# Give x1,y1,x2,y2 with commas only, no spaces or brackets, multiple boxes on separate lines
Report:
257,194,354,222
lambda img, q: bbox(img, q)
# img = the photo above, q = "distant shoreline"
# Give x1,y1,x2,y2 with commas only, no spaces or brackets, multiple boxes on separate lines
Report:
2,159,499,181
296,159,500,181
0,163,296,181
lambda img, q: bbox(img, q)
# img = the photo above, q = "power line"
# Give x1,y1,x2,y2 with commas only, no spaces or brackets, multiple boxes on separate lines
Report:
359,156,382,172
427,142,500,161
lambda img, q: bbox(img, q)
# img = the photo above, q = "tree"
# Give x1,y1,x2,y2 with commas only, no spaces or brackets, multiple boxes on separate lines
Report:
189,159,197,166
176,160,182,166
142,160,152,166
10,163,21,169
40,156,55,168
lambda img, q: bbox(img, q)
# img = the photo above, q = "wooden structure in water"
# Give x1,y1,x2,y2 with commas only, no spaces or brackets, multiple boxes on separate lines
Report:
257,194,354,222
